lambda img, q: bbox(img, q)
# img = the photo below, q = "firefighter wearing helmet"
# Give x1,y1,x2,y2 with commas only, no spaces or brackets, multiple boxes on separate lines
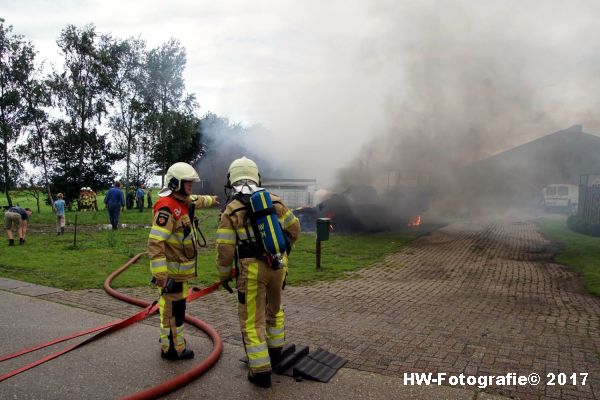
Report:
147,162,219,360
216,157,301,387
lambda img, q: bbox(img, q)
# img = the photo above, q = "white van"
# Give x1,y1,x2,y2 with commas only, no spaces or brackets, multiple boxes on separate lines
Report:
542,184,578,213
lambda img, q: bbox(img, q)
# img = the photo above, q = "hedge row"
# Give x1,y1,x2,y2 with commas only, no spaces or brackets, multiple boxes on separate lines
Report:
567,215,600,236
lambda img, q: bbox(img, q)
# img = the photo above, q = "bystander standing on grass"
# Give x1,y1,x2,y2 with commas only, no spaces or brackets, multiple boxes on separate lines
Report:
147,188,153,209
136,184,145,212
53,193,66,235
104,181,126,230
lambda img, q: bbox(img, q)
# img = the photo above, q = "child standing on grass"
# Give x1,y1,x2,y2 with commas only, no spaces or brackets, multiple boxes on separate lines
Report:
53,193,66,235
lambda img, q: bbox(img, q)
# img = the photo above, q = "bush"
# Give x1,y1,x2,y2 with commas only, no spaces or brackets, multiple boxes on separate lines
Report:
567,215,600,236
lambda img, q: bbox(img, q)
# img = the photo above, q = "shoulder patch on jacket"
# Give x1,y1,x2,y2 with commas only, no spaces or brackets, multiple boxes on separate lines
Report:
156,210,170,227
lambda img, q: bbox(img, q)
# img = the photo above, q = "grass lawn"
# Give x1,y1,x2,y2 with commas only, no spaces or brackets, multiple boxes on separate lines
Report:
3,190,161,225
1,191,431,290
538,218,600,296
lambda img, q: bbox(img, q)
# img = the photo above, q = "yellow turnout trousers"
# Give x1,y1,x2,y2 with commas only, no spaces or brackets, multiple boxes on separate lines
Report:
158,282,188,355
237,259,286,373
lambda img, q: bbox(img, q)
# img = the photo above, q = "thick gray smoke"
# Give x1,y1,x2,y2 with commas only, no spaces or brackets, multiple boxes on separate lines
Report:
6,0,600,214
195,115,292,195
334,1,600,216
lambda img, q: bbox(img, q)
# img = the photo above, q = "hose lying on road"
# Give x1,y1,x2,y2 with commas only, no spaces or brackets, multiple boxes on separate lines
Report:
104,252,224,400
0,253,224,400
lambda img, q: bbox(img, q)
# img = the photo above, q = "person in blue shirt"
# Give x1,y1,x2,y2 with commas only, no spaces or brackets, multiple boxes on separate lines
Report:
53,193,66,235
104,181,126,230
136,184,145,212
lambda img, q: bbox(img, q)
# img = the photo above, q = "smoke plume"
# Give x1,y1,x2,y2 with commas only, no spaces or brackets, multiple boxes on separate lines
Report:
329,1,600,214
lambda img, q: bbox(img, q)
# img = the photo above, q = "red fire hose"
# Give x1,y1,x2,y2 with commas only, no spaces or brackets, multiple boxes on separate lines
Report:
103,252,224,400
0,253,224,399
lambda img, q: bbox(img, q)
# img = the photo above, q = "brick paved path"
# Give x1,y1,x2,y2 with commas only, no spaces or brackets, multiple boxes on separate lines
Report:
44,213,600,400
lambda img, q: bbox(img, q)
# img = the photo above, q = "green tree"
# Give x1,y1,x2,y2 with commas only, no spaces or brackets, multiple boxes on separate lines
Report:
148,98,203,174
20,72,54,205
143,38,199,184
48,24,121,202
47,120,119,207
109,36,147,192
0,18,36,206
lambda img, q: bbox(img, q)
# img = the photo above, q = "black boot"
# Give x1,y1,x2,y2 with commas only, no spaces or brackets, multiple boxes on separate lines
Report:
19,238,25,245
161,348,195,361
61,227,65,235
268,347,282,367
8,239,14,246
248,371,272,388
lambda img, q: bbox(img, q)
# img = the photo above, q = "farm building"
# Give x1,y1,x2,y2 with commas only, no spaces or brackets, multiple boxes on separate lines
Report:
463,125,600,208
262,178,317,208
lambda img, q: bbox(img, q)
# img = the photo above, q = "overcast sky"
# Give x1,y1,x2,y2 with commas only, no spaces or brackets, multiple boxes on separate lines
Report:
4,0,600,186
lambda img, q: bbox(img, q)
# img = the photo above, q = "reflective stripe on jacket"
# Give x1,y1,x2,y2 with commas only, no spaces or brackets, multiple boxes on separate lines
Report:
215,193,301,279
148,193,216,281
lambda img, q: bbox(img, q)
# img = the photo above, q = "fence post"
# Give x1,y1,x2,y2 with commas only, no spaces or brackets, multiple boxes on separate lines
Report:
73,213,78,248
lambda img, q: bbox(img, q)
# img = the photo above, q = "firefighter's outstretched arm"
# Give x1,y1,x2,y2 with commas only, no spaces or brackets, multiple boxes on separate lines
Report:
189,195,219,209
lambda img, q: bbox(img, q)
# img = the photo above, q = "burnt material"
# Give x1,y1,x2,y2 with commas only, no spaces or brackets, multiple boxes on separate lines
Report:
295,185,430,233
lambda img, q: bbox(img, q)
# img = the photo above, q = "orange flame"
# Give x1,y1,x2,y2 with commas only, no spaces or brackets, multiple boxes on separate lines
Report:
325,213,335,231
407,215,422,227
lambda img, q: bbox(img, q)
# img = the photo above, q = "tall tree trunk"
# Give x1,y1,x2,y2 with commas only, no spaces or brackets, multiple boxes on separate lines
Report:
125,129,131,192
124,105,134,192
2,133,13,207
1,107,13,206
33,116,53,208
76,115,87,196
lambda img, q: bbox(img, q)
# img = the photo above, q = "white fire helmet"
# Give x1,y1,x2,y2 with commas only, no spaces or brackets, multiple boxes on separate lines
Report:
159,162,200,197
228,157,262,195
228,157,260,186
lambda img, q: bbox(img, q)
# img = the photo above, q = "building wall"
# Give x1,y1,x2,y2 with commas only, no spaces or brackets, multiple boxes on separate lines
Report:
263,186,312,208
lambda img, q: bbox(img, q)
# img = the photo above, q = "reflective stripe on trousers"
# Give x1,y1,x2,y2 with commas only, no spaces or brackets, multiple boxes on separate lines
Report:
158,282,188,354
238,261,286,373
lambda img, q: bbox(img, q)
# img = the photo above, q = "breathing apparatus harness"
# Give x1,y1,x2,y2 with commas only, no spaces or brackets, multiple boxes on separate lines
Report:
223,175,292,290
224,177,266,265
226,182,289,270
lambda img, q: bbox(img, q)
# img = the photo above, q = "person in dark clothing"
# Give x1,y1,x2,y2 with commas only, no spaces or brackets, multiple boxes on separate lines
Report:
136,184,145,212
147,188,153,209
104,181,126,229
4,207,32,245
127,188,135,210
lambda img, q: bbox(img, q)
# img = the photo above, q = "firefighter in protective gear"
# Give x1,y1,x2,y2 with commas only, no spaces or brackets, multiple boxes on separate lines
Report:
148,162,219,360
216,157,301,388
